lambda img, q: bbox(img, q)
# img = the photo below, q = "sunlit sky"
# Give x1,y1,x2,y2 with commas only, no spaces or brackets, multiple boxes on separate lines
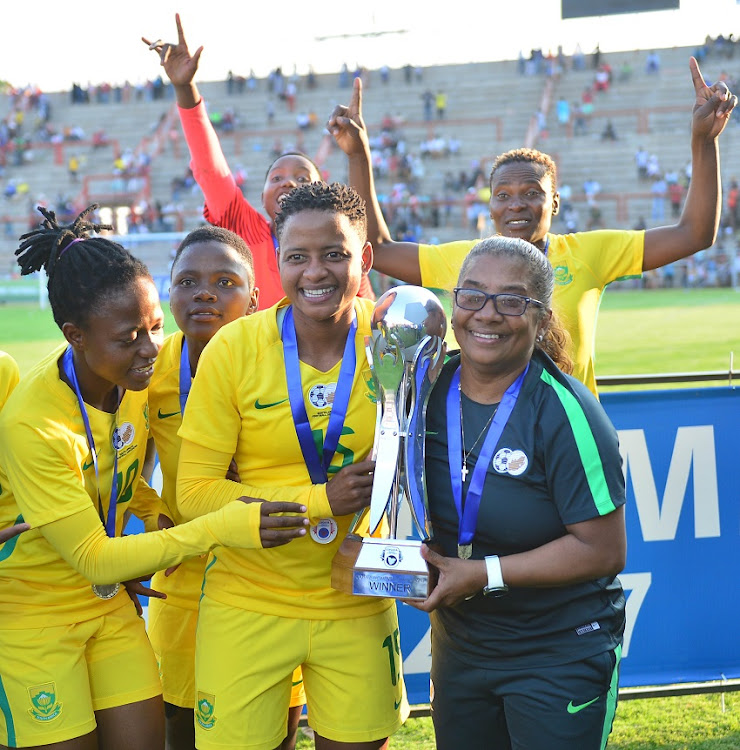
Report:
4,0,740,92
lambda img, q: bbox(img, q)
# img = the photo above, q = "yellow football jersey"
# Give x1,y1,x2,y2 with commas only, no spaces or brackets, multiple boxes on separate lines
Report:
0,344,155,628
148,331,206,611
0,350,20,412
418,230,644,395
178,298,390,620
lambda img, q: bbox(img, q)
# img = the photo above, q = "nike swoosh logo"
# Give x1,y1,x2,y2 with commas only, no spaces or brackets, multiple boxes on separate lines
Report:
567,697,599,714
254,398,289,410
157,409,180,419
82,459,94,471
394,699,402,710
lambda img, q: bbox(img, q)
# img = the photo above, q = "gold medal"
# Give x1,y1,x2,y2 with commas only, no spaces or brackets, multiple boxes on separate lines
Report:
457,544,472,560
91,582,120,599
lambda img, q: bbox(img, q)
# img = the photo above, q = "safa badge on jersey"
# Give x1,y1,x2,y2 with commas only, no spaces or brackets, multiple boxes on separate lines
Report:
310,518,338,544
492,448,529,476
308,382,337,411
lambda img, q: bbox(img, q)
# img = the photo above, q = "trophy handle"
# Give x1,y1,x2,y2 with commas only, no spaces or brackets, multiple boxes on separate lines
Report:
364,336,382,461
368,335,404,536
404,336,445,540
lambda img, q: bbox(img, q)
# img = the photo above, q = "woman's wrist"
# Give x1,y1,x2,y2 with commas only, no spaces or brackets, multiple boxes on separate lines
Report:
174,82,200,109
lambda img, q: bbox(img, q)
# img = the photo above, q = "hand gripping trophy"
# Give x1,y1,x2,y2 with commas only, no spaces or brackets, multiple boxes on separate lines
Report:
332,286,446,600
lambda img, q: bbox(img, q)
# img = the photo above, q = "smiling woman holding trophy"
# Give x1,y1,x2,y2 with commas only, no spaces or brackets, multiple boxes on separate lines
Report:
177,183,408,750
408,236,628,750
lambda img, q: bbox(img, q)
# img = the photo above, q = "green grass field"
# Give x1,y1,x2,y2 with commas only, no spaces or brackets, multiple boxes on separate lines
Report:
293,693,740,749
295,693,740,749
1,286,739,748
2,288,737,380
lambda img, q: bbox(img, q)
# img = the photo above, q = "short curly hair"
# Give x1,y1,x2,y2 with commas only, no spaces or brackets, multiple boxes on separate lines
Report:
273,182,367,241
489,148,558,189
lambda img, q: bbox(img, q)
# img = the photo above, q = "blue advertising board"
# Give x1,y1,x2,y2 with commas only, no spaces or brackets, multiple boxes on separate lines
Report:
398,386,740,704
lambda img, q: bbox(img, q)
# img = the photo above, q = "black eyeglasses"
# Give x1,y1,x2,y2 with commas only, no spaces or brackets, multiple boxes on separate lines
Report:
453,288,545,316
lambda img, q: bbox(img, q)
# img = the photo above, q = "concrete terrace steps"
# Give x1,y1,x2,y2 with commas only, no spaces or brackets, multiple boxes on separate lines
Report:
1,44,737,272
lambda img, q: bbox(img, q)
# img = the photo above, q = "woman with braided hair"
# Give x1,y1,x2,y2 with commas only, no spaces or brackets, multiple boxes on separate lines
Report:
0,205,308,750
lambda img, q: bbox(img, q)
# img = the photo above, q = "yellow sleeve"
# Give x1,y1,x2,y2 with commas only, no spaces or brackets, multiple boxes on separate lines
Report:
127,476,163,532
40,500,264,584
178,439,331,524
0,352,20,411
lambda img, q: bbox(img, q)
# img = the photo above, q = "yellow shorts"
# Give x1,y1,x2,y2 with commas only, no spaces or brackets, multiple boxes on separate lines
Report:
194,597,408,750
0,603,162,747
148,598,306,711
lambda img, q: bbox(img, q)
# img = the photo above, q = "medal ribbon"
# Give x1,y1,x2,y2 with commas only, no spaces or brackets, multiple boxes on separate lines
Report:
281,306,357,484
179,337,191,416
62,347,120,538
446,364,529,550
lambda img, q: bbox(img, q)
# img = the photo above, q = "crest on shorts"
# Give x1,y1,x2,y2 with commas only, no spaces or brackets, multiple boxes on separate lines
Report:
28,682,62,722
196,692,217,730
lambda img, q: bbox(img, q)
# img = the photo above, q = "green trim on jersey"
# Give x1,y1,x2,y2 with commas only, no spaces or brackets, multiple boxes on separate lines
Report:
0,673,16,747
540,370,616,515
0,515,24,564
600,644,622,750
199,555,218,604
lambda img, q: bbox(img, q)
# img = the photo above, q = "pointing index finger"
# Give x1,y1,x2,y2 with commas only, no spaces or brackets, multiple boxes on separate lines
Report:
689,56,707,94
349,76,363,119
175,12,186,46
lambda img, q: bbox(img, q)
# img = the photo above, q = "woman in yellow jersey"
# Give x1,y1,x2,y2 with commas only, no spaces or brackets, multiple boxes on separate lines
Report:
177,183,408,750
330,59,737,394
0,207,307,750
147,226,307,750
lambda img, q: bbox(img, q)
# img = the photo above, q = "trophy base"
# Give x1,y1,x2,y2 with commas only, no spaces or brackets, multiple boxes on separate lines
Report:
331,536,430,600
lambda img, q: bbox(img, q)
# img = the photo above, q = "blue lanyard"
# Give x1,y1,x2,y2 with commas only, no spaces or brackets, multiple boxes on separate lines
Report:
271,232,279,256
446,364,528,551
281,306,357,484
62,347,120,538
543,236,550,257
179,337,191,416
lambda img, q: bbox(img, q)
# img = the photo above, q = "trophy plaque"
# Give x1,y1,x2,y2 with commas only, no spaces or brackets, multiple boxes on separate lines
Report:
331,285,446,600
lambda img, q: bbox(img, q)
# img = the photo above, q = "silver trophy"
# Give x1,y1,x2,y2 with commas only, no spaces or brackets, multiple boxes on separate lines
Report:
332,286,446,600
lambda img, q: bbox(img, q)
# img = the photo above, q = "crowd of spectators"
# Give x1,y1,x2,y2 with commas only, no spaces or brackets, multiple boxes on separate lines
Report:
2,45,739,288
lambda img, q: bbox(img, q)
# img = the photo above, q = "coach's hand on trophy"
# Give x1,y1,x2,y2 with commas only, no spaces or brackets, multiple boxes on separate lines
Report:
237,498,309,548
326,458,375,515
404,545,486,612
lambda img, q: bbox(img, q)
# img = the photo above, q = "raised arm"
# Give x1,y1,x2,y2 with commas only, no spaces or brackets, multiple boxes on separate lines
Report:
143,14,238,219
329,78,423,284
643,57,737,270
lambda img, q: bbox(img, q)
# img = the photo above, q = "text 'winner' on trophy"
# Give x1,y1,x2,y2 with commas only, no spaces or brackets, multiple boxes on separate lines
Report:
331,285,446,600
